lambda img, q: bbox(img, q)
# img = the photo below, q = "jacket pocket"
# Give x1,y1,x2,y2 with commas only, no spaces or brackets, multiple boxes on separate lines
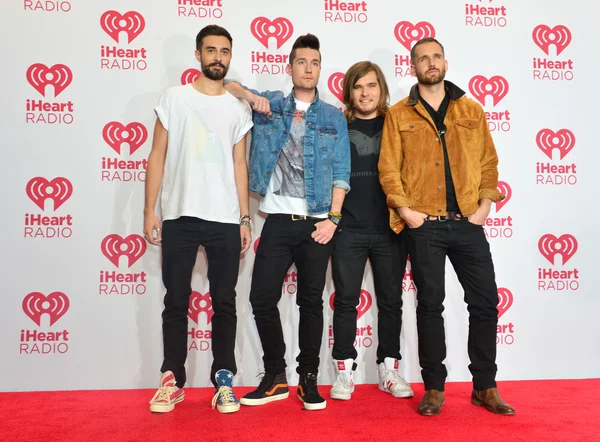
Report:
453,118,480,150
454,118,478,130
399,121,428,132
318,126,338,153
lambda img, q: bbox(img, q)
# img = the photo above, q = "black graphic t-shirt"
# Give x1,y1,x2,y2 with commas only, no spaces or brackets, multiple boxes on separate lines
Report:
340,115,389,233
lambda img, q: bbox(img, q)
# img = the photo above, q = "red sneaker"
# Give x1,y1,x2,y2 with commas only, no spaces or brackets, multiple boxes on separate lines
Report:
149,371,185,413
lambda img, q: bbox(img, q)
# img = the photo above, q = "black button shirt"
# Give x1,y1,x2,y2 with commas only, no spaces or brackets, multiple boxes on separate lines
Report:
420,90,459,212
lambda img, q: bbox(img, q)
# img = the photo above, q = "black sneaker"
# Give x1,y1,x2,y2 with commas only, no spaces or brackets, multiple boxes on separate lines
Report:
298,373,326,410
240,372,289,406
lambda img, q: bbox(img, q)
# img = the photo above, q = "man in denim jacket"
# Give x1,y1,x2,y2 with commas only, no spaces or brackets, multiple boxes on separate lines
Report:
225,34,350,411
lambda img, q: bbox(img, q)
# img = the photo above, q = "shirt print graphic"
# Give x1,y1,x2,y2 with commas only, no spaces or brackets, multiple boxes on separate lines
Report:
188,113,224,165
274,109,306,198
349,129,381,156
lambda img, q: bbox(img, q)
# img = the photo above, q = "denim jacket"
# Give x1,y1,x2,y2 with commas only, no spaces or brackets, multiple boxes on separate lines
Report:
245,87,350,215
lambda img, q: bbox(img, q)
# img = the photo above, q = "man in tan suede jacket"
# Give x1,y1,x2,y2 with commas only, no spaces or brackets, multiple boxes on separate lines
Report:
378,37,515,417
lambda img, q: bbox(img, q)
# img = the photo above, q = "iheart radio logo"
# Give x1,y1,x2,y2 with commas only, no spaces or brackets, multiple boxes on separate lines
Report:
468,75,509,107
188,291,214,325
328,72,344,103
495,181,511,212
23,292,69,327
26,177,73,211
536,129,575,160
100,10,145,44
538,234,578,266
181,68,201,85
532,25,572,56
26,63,72,98
497,288,513,319
101,234,146,268
394,21,435,52
250,17,293,49
102,122,148,155
329,289,373,320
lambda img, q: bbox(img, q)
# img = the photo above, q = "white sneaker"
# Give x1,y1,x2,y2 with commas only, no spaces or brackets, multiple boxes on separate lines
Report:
378,357,413,398
330,359,355,400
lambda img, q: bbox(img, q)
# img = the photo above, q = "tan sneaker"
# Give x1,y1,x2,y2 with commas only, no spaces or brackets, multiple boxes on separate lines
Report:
149,371,185,413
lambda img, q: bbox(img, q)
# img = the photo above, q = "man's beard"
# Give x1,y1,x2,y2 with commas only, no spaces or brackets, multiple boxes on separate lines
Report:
201,62,229,80
416,67,446,85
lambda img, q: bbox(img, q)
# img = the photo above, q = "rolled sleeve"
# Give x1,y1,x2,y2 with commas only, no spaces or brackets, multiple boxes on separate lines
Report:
154,90,170,131
235,104,253,144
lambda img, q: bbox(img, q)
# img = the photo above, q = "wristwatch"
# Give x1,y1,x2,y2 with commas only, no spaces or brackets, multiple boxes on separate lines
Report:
328,211,342,225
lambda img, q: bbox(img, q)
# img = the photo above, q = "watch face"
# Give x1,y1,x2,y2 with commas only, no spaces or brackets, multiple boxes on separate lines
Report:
329,215,340,225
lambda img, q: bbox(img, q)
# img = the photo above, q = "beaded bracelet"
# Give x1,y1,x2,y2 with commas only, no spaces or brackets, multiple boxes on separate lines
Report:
240,220,251,229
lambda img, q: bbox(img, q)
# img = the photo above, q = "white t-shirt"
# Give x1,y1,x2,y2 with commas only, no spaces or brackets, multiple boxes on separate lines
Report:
260,100,327,218
155,84,253,224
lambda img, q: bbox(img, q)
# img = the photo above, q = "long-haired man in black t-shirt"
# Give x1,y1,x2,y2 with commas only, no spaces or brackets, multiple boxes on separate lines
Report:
329,61,413,401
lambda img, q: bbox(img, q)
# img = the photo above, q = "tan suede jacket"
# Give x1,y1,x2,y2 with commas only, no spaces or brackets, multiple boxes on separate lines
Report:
379,81,504,233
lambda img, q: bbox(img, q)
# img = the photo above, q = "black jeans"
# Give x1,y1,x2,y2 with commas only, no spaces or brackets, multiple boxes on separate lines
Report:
250,214,333,375
160,216,240,388
331,229,408,364
406,218,499,391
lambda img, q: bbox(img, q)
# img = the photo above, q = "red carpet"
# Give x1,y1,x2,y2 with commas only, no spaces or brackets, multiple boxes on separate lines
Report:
2,380,598,442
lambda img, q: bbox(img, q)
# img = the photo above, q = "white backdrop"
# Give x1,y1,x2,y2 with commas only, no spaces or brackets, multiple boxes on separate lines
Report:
1,0,598,392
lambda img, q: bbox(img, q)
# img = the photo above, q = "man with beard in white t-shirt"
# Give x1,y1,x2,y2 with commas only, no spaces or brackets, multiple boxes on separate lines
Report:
143,25,253,414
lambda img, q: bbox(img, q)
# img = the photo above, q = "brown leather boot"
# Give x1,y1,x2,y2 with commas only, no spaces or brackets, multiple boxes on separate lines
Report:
471,388,515,415
418,389,445,416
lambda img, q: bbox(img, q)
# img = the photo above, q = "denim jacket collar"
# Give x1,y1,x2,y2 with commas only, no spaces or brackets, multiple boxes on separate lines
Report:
285,87,321,111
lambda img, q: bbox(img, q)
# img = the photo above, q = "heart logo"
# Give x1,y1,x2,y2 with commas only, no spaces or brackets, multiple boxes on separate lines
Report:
101,234,146,268
188,291,214,325
497,288,513,319
26,177,73,211
394,21,436,52
468,75,509,107
495,181,512,212
100,10,146,44
538,234,578,266
250,17,294,49
532,25,572,56
102,122,148,155
327,72,345,103
329,289,373,320
536,129,576,161
23,292,70,327
26,63,73,98
181,68,201,85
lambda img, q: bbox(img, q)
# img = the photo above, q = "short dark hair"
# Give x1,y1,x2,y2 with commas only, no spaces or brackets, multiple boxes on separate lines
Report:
410,37,444,63
196,25,232,51
289,33,321,64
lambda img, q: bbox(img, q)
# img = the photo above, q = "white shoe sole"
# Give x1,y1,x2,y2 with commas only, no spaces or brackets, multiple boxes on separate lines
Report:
217,403,241,413
330,390,351,400
240,391,289,406
150,392,185,413
379,384,414,398
298,394,327,410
